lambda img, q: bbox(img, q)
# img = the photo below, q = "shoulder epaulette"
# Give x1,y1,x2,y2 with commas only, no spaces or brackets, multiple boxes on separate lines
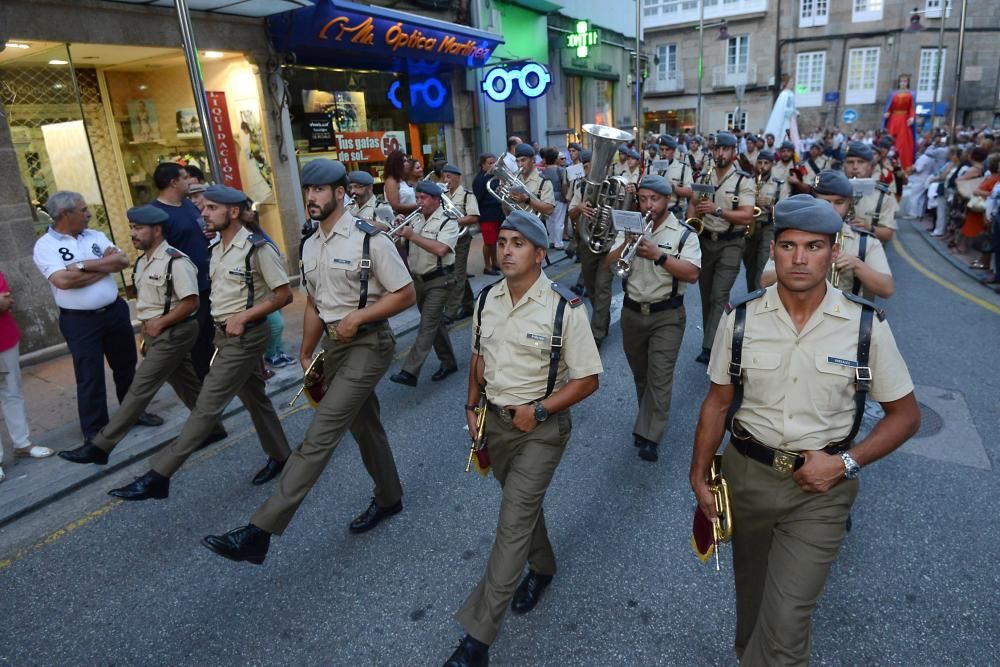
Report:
735,169,752,178
355,219,379,235
773,178,785,185
164,247,187,259
550,282,583,307
844,292,886,321
678,220,698,234
856,228,876,238
874,182,890,194
248,233,268,248
725,288,766,314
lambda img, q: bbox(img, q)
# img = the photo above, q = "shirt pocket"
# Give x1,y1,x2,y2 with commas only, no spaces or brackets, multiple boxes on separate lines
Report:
741,350,781,398
814,353,857,405
328,255,361,282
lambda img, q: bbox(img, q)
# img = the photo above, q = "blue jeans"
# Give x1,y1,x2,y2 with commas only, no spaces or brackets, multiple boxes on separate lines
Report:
265,310,285,357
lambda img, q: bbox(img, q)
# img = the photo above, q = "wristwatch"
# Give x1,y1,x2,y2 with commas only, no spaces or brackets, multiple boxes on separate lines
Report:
655,253,669,267
533,401,549,423
714,206,724,218
840,451,861,479
75,261,85,271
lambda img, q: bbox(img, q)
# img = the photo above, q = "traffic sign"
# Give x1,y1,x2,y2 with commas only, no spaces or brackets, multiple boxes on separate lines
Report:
842,108,858,124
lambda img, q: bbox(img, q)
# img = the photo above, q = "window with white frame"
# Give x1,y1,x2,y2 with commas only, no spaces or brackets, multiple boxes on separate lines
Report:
795,51,826,107
852,0,883,23
800,0,829,27
925,0,951,18
846,47,880,104
657,44,679,81
643,0,698,15
917,48,946,103
726,111,747,132
727,35,749,74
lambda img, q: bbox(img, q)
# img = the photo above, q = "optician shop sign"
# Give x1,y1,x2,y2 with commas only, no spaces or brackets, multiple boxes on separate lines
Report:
481,63,552,103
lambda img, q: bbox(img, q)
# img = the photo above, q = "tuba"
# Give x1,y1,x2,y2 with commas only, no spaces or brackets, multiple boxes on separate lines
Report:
611,210,654,279
485,159,532,214
578,123,635,254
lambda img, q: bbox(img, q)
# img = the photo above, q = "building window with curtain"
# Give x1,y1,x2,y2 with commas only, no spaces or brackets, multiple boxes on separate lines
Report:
846,46,880,104
917,48,947,103
795,51,826,107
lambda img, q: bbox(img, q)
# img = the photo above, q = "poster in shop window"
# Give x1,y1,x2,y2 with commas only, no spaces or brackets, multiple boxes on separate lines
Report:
237,103,274,204
301,90,367,133
127,99,160,143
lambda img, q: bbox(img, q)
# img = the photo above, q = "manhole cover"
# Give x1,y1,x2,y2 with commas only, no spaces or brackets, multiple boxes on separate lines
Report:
860,400,943,439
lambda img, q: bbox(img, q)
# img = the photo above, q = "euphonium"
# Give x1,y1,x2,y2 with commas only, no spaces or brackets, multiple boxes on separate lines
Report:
440,192,473,239
579,123,635,254
612,210,655,279
485,159,532,213
709,454,733,572
385,194,463,239
829,229,845,288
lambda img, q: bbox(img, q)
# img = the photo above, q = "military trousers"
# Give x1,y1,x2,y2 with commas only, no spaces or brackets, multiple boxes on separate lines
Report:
445,234,475,318
620,305,686,444
151,322,290,478
742,224,775,292
698,235,745,349
252,324,402,535
455,410,571,645
577,242,613,342
401,273,456,377
721,445,858,666
92,319,222,453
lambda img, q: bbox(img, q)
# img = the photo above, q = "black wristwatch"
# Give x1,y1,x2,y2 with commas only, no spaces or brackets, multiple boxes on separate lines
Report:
655,253,669,267
533,401,549,423
464,403,478,412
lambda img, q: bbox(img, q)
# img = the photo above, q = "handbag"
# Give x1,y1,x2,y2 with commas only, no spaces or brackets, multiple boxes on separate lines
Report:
967,196,987,213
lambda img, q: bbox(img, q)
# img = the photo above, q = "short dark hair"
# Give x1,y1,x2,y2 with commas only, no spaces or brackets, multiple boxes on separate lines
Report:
479,152,496,168
153,162,185,190
183,165,205,182
541,147,558,165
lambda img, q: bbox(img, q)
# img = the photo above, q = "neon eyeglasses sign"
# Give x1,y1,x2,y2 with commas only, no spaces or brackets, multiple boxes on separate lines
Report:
481,62,552,103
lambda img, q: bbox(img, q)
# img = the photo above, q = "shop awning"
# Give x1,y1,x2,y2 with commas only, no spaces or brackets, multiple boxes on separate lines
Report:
100,0,315,18
267,0,503,71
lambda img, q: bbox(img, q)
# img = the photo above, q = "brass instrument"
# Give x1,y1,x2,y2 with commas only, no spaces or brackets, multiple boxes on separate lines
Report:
746,173,765,237
485,159,532,213
708,454,733,572
384,193,464,239
578,123,635,254
611,210,655,279
465,393,489,475
829,229,845,288
683,182,712,236
288,351,327,408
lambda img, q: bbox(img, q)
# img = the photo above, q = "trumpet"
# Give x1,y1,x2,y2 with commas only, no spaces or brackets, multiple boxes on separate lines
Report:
829,229,845,288
708,454,733,572
288,351,327,408
611,210,654,279
485,160,532,213
465,393,489,474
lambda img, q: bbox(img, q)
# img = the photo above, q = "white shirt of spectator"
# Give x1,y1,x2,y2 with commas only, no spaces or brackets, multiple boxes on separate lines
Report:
33,226,120,310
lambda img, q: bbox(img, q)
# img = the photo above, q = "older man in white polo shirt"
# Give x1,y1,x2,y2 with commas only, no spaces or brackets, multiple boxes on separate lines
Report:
33,191,160,442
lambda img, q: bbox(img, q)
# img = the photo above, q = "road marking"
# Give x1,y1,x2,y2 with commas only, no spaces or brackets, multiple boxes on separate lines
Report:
0,500,121,570
892,235,1000,316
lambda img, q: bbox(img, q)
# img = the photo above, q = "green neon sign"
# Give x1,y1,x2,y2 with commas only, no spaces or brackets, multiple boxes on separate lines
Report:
566,20,599,58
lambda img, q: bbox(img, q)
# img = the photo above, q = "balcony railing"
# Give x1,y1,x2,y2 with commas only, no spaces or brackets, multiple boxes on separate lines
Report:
647,71,685,93
712,62,757,88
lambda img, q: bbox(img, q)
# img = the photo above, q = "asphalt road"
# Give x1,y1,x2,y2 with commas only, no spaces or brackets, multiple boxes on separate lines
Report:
2,222,998,666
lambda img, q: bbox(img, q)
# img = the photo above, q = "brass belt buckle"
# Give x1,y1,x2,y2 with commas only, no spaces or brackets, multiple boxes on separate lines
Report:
640,302,651,316
710,231,720,242
327,322,340,342
772,450,797,474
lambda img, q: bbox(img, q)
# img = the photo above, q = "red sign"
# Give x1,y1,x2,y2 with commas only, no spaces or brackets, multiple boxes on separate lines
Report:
206,91,242,190
336,131,405,162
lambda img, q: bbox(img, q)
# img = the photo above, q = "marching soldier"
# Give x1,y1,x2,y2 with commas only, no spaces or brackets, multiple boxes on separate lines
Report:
202,159,417,564
688,131,755,364
109,185,293,501
874,136,901,196
509,143,556,222
389,181,462,386
59,206,226,466
760,170,895,300
655,135,694,219
743,134,760,167
606,176,701,462
741,150,783,292
567,154,614,347
690,195,919,665
790,141,830,193
620,147,643,184
688,136,705,175
770,140,796,189
347,170,378,221
443,211,602,667
843,141,898,243
442,163,480,323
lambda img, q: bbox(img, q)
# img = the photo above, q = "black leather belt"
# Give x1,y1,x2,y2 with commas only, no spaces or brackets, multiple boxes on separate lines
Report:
59,299,121,316
730,423,849,475
623,295,683,315
417,265,455,281
486,400,515,426
699,228,744,242
324,319,387,342
214,318,262,336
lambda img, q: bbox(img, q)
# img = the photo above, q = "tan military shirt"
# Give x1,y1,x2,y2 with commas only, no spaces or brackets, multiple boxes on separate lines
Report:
348,196,377,222
623,213,702,302
302,210,413,323
802,154,831,185
520,168,556,210
407,205,461,276
745,149,759,166
473,271,603,406
701,167,756,234
620,165,642,185
133,240,198,322
691,148,705,166
709,284,913,451
876,160,898,195
856,185,898,231
209,226,289,322
754,176,783,221
665,158,693,191
763,224,891,300
448,185,480,218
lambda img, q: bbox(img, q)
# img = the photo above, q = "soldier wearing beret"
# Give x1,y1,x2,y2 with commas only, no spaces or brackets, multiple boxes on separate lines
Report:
444,211,602,667
110,185,293,501
654,135,695,219
441,163,480,323
690,194,920,665
743,134,760,167
606,176,701,462
790,141,831,194
843,142,898,243
202,159,417,563
741,150,784,292
347,170,378,222
760,170,895,300
390,180,463,386
771,140,798,188
619,147,643,185
688,131,756,365
60,206,225,466
874,136,901,196
509,143,556,221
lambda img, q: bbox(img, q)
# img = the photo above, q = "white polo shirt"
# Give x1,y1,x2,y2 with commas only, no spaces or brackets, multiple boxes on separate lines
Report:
33,227,120,310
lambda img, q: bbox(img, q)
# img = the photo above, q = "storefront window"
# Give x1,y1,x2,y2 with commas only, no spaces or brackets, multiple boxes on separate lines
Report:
645,108,697,134
590,79,614,127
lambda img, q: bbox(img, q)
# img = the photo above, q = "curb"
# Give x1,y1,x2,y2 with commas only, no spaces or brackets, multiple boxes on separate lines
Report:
905,216,991,283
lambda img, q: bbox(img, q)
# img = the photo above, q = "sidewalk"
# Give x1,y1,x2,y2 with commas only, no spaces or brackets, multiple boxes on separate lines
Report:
903,212,995,284
0,238,571,529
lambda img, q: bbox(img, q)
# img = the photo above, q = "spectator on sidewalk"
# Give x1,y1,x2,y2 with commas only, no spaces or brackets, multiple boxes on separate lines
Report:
0,270,52,483
151,162,214,379
472,153,502,276
541,148,568,250
32,191,161,443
